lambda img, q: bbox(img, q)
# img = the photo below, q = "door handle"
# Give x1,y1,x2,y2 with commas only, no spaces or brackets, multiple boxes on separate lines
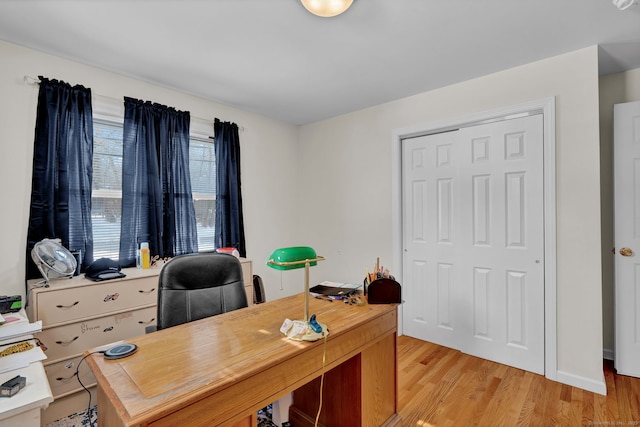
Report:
620,247,633,257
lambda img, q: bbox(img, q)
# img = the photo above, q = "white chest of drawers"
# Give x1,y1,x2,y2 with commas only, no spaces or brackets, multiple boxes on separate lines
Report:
26,258,252,425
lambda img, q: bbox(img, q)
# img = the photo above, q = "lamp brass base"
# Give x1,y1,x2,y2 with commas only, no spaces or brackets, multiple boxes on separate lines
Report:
297,321,328,342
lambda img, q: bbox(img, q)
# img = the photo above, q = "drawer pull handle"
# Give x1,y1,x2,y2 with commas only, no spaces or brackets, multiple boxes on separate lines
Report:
138,318,155,325
56,301,79,309
138,288,156,294
56,336,79,345
56,375,75,383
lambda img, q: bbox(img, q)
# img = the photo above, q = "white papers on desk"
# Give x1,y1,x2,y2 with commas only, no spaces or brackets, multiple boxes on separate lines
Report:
0,310,45,374
0,338,47,374
0,310,42,341
314,281,361,291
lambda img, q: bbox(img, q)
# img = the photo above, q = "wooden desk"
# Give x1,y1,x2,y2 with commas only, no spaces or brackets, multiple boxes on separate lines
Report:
85,293,400,427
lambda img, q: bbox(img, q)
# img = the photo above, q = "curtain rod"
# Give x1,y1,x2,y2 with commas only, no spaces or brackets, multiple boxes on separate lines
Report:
23,75,244,132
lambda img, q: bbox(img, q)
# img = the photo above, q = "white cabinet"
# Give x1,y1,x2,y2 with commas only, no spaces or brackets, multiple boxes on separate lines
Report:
26,267,160,425
27,258,252,424
0,362,53,427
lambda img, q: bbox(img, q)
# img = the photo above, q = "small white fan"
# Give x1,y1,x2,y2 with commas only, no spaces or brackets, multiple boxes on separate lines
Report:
31,238,77,283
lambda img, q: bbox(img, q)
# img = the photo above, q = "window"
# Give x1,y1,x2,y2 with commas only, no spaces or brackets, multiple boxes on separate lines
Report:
92,120,123,259
91,120,216,259
190,136,216,252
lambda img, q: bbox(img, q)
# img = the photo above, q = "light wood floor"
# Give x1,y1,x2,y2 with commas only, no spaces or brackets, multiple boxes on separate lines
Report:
397,335,640,426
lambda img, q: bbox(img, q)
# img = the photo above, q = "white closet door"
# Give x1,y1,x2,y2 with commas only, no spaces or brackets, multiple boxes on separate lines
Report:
402,129,463,351
614,100,640,378
402,114,545,375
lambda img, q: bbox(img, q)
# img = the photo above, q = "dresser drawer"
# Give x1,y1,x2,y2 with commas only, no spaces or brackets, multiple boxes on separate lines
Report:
35,277,157,326
37,306,156,362
45,355,96,398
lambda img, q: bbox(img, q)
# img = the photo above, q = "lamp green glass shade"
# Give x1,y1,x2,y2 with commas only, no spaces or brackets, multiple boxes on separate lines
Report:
266,246,320,270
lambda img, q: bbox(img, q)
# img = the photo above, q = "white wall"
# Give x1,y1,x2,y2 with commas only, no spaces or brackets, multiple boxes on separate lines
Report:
298,46,604,389
599,67,640,356
0,39,304,302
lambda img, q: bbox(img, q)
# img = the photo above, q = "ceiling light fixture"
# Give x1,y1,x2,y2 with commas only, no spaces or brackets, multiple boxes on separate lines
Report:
300,0,354,17
613,0,638,10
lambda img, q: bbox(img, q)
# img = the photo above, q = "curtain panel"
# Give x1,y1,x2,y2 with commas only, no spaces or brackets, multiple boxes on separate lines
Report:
119,97,197,266
214,118,246,257
26,77,94,279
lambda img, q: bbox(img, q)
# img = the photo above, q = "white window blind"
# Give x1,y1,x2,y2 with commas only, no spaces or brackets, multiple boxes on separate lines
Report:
92,119,123,259
190,137,216,252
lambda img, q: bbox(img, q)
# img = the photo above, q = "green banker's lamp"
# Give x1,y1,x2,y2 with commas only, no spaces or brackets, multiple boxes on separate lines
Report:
267,246,327,341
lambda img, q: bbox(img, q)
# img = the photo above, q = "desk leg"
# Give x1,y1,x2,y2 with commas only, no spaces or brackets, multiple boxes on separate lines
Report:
362,333,400,427
97,386,123,427
289,333,399,427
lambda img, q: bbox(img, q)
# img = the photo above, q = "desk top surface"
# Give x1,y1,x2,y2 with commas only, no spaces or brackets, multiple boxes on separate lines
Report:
85,293,397,425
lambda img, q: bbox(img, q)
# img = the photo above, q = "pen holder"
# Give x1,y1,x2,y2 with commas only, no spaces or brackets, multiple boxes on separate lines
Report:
365,278,401,304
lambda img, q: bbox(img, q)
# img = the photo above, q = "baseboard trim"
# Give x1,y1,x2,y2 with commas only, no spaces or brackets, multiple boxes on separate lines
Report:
556,370,607,395
603,348,614,361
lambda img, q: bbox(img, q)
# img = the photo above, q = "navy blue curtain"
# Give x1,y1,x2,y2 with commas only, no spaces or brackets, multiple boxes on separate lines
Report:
119,97,197,266
214,118,246,257
26,77,94,279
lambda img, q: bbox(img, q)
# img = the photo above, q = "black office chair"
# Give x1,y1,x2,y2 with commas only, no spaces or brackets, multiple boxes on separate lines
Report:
153,252,248,331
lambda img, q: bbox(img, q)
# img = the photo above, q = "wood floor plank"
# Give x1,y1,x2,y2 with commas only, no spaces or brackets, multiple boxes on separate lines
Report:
397,336,640,427
477,365,523,426
580,388,595,426
604,361,621,422
593,389,610,426
505,371,534,425
616,374,634,423
517,371,545,427
540,374,562,426
624,374,640,421
443,358,487,424
556,400,572,427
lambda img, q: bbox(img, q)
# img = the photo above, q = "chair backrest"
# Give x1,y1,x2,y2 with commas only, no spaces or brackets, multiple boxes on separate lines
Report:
252,274,266,304
156,252,248,330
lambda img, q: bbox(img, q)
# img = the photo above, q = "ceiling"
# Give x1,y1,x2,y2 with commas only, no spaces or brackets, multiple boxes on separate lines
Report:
1,0,639,125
